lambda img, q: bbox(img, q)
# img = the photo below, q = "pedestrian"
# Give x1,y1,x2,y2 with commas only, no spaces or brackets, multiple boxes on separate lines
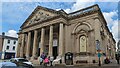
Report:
115,53,119,64
39,57,43,65
44,57,49,66
41,52,46,60
49,56,54,66
104,57,110,64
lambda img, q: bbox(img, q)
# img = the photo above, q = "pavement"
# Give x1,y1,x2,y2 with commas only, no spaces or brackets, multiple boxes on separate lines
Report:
33,59,120,68
0,59,9,62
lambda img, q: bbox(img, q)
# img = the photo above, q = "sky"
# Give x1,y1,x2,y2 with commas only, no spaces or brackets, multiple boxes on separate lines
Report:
0,0,119,44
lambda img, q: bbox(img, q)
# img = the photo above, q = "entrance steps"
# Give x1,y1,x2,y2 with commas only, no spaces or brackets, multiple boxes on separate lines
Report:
30,59,40,65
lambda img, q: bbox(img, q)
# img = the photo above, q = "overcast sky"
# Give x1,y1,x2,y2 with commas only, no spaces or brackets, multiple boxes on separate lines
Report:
0,0,119,44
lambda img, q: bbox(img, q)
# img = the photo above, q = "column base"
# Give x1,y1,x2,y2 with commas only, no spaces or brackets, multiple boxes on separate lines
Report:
31,56,38,60
26,56,30,60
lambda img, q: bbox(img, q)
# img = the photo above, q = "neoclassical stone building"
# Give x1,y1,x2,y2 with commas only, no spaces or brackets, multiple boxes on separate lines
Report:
16,4,116,65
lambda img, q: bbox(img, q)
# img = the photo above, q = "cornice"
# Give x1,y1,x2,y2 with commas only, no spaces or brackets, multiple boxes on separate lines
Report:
20,6,62,28
21,15,68,30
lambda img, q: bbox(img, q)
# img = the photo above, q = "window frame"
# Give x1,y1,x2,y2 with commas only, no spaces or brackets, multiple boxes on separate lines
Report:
8,40,10,44
13,46,15,50
13,41,16,45
6,46,9,50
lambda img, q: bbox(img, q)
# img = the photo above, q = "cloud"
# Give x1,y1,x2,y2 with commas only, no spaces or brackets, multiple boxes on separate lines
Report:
111,20,118,41
5,30,18,38
103,11,118,30
64,0,95,13
1,0,120,2
103,11,118,44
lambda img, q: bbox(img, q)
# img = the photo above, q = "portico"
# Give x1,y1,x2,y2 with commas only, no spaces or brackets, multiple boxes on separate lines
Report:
17,22,65,60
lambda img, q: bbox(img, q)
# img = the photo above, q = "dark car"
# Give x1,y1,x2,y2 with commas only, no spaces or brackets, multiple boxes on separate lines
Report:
0,61,32,68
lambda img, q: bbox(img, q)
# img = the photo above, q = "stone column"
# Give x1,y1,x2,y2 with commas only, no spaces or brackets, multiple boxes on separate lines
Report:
20,33,25,58
16,34,21,58
32,30,38,58
40,28,45,55
26,32,31,59
59,23,64,56
48,25,53,56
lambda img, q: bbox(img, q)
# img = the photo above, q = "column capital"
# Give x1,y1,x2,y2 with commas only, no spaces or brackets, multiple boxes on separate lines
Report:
41,27,45,31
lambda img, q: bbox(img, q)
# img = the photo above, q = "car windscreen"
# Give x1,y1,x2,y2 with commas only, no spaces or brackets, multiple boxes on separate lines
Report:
18,59,28,62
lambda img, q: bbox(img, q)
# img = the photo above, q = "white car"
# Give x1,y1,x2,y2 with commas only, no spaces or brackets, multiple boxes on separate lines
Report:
10,58,33,66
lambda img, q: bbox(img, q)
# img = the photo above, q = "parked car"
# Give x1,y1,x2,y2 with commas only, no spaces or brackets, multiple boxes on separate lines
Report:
0,61,17,68
9,58,33,68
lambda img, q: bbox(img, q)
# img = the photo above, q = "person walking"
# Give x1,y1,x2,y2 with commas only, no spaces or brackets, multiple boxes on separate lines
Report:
115,53,120,64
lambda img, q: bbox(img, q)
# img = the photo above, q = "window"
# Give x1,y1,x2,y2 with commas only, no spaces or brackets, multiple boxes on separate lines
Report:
13,46,15,50
18,59,28,62
6,46,9,50
8,40,10,44
13,41,16,44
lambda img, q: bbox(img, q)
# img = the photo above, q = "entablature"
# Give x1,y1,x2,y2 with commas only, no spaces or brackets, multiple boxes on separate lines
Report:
21,16,67,33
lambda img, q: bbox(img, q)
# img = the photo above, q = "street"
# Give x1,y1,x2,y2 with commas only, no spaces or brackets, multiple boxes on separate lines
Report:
0,59,120,68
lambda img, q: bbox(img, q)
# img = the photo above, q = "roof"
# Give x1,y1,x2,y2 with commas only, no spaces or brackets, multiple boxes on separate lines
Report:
20,5,62,28
0,35,18,40
19,4,116,43
20,4,99,29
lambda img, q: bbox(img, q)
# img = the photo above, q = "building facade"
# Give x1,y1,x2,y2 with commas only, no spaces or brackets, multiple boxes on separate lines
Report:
0,33,3,59
0,33,18,59
16,4,116,65
117,40,120,53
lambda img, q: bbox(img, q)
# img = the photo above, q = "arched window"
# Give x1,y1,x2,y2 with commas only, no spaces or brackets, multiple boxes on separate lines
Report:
79,36,87,52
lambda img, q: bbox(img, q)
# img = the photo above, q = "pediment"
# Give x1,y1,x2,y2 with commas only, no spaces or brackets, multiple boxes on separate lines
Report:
21,6,59,28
